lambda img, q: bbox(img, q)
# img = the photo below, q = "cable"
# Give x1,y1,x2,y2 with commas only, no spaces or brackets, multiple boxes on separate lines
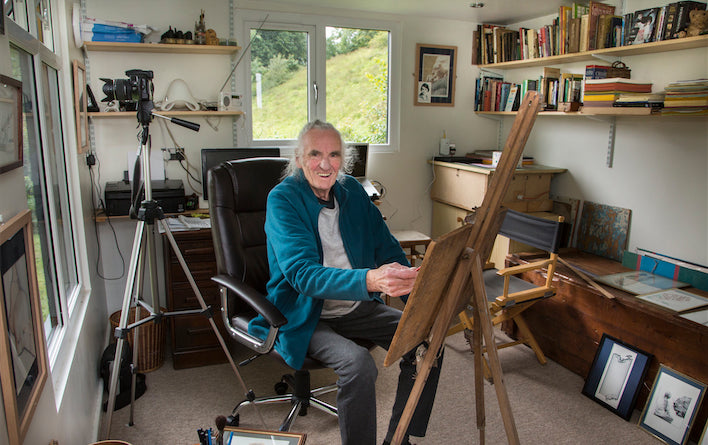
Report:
89,154,126,280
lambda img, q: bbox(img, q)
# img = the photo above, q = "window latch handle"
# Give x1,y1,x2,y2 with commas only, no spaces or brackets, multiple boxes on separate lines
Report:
313,81,318,104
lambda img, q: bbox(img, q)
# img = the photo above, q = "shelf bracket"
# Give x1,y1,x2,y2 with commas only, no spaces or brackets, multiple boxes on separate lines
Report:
476,113,505,150
590,53,621,64
583,115,616,167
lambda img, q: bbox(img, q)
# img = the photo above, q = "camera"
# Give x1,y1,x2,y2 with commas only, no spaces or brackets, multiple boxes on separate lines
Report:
101,69,154,104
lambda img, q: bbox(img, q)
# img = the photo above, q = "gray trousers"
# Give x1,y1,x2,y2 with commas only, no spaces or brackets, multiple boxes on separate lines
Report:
308,300,443,445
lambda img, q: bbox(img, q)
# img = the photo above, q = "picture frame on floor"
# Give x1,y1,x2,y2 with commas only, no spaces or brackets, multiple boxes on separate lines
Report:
0,210,49,445
700,420,708,445
638,364,706,445
582,333,652,420
223,426,306,444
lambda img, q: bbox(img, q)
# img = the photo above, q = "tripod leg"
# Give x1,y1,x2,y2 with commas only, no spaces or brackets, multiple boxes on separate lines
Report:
157,220,266,427
102,220,146,439
128,236,147,428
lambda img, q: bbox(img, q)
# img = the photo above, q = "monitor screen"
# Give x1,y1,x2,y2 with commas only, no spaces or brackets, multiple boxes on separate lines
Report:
201,147,280,199
349,143,368,178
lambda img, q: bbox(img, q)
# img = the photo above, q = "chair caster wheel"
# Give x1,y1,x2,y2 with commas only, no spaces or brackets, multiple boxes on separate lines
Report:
274,381,288,395
226,414,239,427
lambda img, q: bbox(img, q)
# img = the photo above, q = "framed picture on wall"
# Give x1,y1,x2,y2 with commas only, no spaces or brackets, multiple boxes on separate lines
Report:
414,43,457,106
0,210,49,445
223,427,306,444
0,75,23,174
581,334,652,420
638,364,706,445
72,59,89,153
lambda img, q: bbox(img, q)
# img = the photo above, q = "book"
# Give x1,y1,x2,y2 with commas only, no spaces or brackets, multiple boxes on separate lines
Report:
568,17,581,53
672,1,708,39
628,8,660,45
662,2,681,40
655,6,668,41
584,64,611,80
587,1,616,51
504,84,519,111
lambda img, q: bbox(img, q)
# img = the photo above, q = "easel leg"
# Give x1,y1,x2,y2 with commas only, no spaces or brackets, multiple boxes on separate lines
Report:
471,296,485,445
470,256,520,445
391,250,475,445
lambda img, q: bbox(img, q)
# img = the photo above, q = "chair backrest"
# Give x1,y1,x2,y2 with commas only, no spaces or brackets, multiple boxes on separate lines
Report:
498,209,564,254
208,157,289,307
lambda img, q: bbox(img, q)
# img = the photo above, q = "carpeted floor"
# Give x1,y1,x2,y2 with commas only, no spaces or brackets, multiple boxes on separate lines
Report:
103,329,662,445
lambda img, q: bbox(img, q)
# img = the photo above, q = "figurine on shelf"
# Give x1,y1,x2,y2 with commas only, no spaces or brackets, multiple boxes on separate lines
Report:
195,10,206,45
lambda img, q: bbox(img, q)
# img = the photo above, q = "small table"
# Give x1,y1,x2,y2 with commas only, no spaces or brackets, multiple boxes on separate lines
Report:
391,230,432,267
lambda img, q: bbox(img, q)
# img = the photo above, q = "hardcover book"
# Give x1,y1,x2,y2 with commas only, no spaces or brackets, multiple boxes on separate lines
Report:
628,8,660,45
587,1,616,50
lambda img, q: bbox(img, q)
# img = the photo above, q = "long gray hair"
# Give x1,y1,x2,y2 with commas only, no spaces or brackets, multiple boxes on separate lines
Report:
284,120,357,178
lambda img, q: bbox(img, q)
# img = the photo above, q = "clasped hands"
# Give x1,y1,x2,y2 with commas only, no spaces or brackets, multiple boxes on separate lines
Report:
366,262,419,298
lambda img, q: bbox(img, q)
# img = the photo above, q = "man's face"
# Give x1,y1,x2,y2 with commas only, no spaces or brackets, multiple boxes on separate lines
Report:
297,128,343,201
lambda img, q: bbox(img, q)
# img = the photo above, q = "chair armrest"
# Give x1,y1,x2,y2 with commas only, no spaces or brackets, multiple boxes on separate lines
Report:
495,286,555,308
211,274,287,328
496,259,553,277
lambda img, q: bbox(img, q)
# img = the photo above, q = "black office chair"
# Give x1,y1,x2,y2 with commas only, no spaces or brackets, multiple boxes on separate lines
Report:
208,157,340,431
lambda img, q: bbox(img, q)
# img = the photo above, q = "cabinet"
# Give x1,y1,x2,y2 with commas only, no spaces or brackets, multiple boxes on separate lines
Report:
162,229,227,369
430,160,565,267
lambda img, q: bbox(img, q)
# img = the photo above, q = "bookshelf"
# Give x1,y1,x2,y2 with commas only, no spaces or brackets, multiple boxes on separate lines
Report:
83,41,241,55
89,110,244,118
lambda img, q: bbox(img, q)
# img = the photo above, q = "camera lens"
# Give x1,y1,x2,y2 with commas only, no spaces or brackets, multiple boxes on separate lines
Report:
102,78,134,102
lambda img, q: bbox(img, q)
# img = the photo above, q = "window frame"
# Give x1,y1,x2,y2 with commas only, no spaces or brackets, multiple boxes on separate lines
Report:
6,2,90,408
237,10,401,153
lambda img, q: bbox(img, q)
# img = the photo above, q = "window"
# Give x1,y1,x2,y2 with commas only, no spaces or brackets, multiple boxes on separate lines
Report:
245,13,400,150
7,3,79,352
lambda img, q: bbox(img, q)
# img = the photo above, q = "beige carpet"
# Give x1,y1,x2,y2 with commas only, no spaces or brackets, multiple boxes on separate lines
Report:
103,328,663,445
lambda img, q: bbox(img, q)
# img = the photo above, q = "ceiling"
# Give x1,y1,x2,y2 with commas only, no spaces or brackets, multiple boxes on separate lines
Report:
254,0,567,25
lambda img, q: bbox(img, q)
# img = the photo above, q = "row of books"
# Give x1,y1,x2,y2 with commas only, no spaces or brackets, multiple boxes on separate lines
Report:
475,69,583,112
582,78,654,108
473,1,707,65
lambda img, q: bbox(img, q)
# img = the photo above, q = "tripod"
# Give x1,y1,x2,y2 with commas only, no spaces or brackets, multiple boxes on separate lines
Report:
100,100,253,439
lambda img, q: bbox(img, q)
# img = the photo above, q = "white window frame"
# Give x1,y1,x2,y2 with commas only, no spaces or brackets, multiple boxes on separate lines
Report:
236,10,401,154
6,3,92,408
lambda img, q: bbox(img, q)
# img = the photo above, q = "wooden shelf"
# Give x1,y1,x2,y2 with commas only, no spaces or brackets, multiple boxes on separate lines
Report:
83,41,241,55
89,110,244,118
474,108,703,117
477,35,708,69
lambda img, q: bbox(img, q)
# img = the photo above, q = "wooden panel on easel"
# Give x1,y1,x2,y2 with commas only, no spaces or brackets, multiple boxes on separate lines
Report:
576,201,631,262
384,223,472,366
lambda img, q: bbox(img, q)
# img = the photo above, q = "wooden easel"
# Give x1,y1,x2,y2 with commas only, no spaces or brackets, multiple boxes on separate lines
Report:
384,91,542,445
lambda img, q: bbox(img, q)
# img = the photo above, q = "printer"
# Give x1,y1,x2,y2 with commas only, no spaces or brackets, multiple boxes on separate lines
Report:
104,179,185,216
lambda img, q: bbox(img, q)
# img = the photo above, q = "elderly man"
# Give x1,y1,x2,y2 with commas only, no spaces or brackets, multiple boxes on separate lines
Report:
249,120,443,445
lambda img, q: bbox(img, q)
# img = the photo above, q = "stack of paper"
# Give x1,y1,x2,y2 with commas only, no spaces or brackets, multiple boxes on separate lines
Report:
662,79,708,116
582,78,653,108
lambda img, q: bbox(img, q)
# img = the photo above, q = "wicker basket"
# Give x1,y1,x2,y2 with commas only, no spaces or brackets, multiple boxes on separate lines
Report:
109,307,166,372
607,61,631,78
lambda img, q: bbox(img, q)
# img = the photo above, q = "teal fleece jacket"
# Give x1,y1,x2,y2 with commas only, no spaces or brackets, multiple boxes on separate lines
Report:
248,170,409,370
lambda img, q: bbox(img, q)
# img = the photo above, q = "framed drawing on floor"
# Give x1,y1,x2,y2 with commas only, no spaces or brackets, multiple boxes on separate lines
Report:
582,333,652,420
638,364,706,445
223,427,306,444
0,209,48,445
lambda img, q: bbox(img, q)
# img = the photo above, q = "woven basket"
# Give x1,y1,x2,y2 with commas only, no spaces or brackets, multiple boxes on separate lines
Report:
607,61,631,78
109,307,166,372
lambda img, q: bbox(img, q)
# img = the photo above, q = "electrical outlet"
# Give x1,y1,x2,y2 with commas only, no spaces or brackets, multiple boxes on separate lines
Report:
170,151,185,161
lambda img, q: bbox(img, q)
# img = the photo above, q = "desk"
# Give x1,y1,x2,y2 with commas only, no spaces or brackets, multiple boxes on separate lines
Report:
508,250,708,442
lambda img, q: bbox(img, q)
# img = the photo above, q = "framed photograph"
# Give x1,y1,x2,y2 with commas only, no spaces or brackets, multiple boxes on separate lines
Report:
582,334,652,420
224,426,306,444
0,209,48,445
639,365,706,445
0,75,23,174
681,308,708,326
595,271,689,295
638,288,708,313
414,43,457,106
72,59,89,154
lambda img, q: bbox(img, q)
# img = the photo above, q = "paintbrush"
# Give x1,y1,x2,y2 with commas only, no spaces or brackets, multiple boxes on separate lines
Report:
215,415,227,445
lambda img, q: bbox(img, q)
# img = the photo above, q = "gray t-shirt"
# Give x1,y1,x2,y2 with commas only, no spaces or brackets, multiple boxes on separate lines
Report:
318,198,361,319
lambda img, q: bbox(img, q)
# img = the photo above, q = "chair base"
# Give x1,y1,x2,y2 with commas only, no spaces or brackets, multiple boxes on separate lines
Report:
229,369,338,432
